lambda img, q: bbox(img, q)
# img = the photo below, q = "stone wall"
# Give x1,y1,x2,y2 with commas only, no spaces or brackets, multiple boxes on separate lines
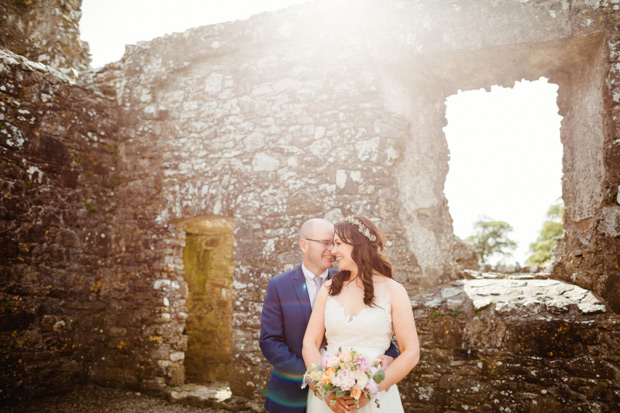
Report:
98,0,620,399
0,0,90,72
406,273,620,411
0,49,117,402
352,0,620,313
551,30,620,315
105,23,422,395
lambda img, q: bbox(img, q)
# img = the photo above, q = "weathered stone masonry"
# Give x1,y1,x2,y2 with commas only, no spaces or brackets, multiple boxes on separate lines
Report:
1,0,620,410
0,0,90,72
0,50,117,399
407,274,619,412
108,22,424,395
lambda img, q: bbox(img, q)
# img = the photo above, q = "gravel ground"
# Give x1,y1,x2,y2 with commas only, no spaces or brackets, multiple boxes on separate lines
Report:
0,385,244,413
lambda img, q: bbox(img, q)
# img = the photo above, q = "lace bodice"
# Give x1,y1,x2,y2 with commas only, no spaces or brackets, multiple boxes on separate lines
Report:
324,294,393,358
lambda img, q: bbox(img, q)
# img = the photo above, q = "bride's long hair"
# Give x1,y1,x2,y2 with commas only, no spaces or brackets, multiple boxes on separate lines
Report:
329,216,393,306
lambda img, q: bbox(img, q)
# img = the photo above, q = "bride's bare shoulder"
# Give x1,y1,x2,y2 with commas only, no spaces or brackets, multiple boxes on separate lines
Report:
373,273,399,285
384,277,406,295
372,274,404,296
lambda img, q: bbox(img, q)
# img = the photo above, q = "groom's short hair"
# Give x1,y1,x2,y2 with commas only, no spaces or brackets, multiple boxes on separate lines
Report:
299,218,333,240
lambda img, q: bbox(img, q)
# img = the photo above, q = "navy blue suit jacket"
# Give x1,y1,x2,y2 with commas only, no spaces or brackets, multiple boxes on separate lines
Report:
259,265,399,412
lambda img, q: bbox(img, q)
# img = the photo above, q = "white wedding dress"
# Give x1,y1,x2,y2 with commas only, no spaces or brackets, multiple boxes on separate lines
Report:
307,294,404,412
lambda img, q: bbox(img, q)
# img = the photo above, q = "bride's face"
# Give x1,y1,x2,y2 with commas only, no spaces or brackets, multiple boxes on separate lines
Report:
331,234,357,273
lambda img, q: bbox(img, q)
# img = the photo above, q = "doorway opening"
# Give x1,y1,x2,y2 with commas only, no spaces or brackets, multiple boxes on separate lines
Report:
177,216,234,383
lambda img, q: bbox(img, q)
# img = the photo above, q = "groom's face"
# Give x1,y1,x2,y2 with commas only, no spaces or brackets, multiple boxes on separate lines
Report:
301,224,335,275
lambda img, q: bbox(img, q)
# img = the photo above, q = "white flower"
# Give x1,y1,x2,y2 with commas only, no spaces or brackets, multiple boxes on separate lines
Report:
355,370,369,388
310,370,322,382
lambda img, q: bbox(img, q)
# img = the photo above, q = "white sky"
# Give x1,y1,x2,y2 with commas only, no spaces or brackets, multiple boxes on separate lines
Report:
80,1,564,266
81,0,308,68
444,79,563,265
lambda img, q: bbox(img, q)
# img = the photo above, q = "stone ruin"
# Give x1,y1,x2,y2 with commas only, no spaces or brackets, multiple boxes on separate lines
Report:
1,0,619,410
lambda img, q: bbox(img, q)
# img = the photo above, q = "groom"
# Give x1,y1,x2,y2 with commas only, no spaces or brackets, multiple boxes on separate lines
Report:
260,218,398,412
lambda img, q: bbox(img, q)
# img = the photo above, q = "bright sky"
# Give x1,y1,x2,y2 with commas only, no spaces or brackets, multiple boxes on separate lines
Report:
81,1,564,266
444,78,563,265
81,0,307,68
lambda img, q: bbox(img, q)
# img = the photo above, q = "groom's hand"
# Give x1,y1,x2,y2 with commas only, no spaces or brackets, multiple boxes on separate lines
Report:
375,354,394,369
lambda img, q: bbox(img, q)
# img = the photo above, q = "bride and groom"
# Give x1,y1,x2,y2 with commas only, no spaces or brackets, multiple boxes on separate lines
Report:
260,216,420,412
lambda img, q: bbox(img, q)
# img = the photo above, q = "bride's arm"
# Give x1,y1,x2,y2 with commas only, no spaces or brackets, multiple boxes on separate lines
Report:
302,284,329,368
377,282,420,391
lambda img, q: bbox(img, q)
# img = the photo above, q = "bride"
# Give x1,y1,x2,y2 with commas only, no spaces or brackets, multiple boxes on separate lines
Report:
302,216,420,412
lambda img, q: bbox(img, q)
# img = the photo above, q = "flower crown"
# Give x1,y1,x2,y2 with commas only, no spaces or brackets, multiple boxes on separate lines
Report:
344,216,376,242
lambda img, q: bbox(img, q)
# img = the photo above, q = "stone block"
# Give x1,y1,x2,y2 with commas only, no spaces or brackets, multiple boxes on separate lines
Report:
150,348,169,360
141,376,167,391
167,364,185,385
598,206,620,238
170,351,185,362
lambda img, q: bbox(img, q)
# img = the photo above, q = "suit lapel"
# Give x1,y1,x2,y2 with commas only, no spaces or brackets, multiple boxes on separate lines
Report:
292,266,312,324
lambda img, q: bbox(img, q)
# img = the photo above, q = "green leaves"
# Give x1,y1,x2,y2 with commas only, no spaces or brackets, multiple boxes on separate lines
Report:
465,217,517,264
525,199,564,266
372,369,385,384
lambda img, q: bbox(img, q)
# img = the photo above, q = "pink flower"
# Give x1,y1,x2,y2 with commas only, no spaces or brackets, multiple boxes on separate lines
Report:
365,379,379,397
332,369,356,391
356,356,371,372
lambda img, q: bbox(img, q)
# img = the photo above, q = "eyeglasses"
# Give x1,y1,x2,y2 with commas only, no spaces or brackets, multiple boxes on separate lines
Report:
305,238,335,248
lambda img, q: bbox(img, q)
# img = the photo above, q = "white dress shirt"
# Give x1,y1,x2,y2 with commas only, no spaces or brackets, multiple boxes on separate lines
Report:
301,263,329,308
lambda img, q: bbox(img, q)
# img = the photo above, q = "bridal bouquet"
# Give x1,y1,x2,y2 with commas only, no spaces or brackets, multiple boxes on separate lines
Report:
302,348,385,408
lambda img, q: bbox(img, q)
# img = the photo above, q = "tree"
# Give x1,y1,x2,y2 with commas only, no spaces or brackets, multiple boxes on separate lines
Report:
526,199,564,266
465,218,517,264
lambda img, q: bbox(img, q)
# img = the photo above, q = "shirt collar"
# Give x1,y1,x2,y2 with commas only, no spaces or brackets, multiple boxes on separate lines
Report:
301,262,329,282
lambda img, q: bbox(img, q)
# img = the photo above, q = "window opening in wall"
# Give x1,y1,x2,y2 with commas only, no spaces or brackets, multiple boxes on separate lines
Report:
180,217,234,383
443,77,563,268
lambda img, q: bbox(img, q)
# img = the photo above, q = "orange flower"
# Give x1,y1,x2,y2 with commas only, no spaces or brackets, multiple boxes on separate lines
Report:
351,387,362,400
321,367,335,384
